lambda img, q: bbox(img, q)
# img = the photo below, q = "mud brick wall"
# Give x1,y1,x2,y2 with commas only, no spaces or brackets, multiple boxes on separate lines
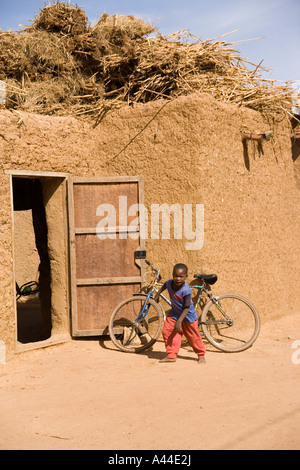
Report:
1,93,299,354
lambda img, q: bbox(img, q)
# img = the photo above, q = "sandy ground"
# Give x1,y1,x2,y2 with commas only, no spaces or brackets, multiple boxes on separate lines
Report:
0,313,299,451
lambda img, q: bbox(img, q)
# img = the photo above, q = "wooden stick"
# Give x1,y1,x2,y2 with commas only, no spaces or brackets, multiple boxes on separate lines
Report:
110,99,172,159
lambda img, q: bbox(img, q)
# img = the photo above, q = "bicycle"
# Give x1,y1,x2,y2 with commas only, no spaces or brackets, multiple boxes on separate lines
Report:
16,281,39,300
108,252,260,354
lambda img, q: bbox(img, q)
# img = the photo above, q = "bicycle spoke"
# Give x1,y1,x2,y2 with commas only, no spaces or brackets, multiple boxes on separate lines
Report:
109,295,163,352
201,294,260,352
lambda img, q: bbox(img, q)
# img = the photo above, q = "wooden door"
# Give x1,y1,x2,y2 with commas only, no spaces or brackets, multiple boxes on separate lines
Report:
68,176,145,336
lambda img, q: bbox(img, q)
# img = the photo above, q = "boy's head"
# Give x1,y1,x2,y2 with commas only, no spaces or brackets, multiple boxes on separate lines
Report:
172,263,188,287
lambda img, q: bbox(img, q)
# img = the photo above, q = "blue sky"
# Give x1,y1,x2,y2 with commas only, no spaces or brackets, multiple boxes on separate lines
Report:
0,0,299,83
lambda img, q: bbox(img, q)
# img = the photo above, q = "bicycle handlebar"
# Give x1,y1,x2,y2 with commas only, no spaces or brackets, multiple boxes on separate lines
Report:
145,259,158,271
145,260,161,282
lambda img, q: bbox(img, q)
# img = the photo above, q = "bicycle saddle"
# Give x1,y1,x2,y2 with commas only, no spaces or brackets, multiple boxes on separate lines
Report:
193,274,218,285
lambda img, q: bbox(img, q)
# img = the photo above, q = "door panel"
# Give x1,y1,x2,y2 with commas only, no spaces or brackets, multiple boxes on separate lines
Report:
76,283,141,332
73,182,138,227
68,176,145,336
75,236,141,279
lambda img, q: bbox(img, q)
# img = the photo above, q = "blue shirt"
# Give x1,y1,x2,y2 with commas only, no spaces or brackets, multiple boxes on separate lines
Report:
166,280,198,323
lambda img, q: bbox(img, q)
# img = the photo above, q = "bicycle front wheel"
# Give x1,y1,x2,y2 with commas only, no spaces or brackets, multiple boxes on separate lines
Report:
109,295,164,353
200,293,260,352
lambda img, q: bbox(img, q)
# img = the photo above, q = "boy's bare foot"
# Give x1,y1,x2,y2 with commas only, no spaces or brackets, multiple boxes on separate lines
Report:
198,357,206,364
159,357,176,363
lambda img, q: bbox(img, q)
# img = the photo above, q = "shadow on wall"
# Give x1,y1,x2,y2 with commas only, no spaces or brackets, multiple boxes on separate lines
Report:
242,140,265,171
292,118,300,162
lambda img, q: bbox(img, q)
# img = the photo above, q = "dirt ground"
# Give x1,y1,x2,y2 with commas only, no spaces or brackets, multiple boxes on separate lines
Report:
0,313,299,451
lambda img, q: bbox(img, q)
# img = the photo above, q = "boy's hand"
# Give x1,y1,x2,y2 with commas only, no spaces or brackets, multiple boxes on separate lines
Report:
174,319,182,332
154,282,166,303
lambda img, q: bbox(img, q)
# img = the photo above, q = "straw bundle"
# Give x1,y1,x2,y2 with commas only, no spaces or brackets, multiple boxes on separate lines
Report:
28,1,88,35
0,2,294,122
92,13,156,44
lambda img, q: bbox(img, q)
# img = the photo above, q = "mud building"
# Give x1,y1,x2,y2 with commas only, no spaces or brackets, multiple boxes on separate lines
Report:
0,4,299,358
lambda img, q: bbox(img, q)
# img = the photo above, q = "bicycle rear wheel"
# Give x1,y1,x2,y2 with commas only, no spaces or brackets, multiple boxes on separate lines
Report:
200,293,260,352
109,295,164,353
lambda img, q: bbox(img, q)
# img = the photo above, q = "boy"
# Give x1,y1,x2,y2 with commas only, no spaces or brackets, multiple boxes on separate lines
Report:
154,263,206,364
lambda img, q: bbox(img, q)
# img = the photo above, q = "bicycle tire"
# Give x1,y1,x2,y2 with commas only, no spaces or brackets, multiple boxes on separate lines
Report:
109,295,164,353
200,293,260,352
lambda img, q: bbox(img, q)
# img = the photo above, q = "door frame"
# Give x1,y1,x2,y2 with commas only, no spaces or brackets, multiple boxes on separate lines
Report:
6,170,71,352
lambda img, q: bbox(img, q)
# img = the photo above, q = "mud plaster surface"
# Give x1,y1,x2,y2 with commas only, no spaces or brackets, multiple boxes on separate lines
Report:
0,93,300,354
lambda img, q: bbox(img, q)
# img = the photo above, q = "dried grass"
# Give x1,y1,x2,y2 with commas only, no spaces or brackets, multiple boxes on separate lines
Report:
92,13,156,43
0,1,294,123
28,0,88,35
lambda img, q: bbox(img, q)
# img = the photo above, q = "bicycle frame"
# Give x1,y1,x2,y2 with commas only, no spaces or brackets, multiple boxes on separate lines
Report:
192,282,233,324
133,261,167,324
139,260,233,326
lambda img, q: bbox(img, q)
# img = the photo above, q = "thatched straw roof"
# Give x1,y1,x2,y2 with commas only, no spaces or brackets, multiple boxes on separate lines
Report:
0,1,294,123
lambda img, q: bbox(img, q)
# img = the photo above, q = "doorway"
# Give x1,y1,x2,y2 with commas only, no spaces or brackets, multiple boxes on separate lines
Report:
10,172,70,350
14,177,51,342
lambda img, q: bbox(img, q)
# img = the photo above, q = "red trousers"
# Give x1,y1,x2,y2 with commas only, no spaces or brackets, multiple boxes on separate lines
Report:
162,315,206,359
